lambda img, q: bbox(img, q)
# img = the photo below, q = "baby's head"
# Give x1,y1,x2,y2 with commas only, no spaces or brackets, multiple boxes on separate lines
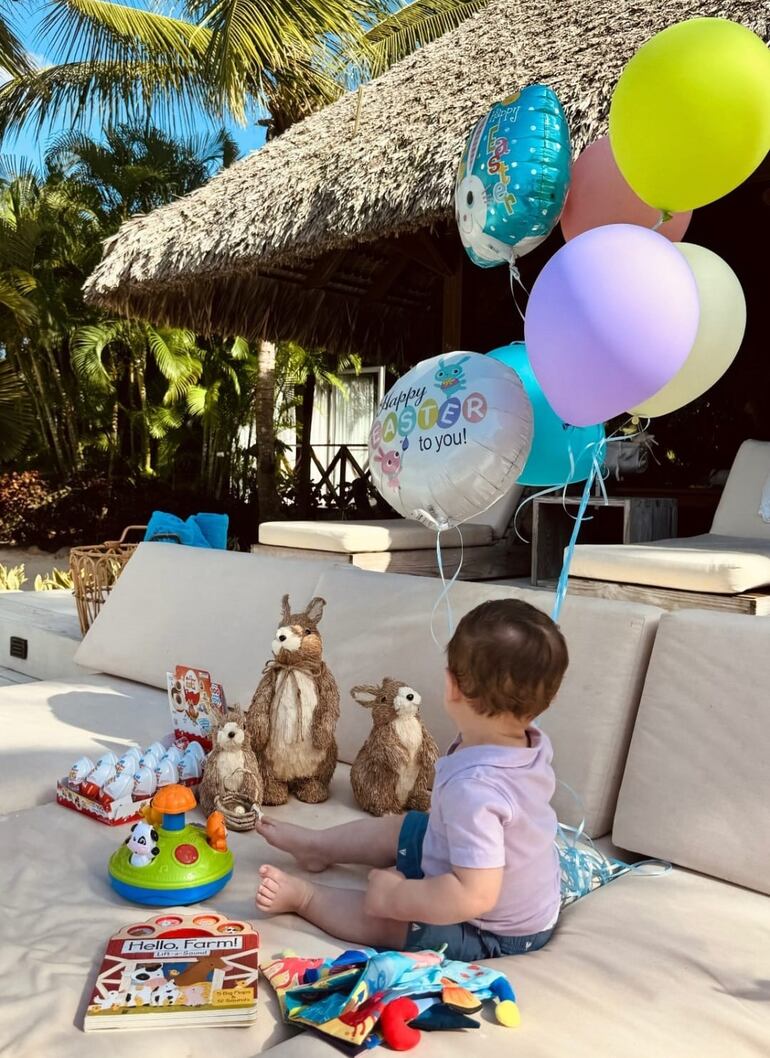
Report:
445,599,568,731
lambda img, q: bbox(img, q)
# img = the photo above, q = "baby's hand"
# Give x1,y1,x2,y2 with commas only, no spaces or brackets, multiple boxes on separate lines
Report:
365,867,405,918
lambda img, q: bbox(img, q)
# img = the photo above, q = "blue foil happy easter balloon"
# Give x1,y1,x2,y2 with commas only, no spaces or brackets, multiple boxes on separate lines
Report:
455,84,571,269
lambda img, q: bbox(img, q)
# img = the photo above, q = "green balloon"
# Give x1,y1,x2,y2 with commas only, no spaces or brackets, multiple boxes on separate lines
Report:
609,18,770,212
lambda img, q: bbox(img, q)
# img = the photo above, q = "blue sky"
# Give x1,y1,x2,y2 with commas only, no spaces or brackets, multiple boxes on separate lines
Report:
3,1,268,169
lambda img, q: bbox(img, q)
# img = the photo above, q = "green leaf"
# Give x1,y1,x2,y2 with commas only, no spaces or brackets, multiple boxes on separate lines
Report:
0,360,34,460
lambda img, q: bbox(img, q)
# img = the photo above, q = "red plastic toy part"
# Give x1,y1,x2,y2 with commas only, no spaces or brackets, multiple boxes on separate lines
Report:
380,997,421,1051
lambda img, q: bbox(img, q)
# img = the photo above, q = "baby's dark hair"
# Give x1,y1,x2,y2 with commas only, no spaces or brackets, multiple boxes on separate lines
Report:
446,599,568,719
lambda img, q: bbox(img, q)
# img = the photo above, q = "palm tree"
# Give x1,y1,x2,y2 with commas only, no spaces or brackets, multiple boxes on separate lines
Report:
0,125,240,474
47,122,238,224
0,0,490,140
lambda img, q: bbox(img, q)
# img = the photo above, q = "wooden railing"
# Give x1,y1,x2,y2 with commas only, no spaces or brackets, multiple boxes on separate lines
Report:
284,444,376,514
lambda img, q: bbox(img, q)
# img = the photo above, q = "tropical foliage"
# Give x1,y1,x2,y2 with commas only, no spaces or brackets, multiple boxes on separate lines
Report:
0,0,490,138
0,0,489,542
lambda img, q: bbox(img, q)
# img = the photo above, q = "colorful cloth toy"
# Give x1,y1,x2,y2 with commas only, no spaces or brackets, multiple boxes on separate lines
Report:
261,948,518,1051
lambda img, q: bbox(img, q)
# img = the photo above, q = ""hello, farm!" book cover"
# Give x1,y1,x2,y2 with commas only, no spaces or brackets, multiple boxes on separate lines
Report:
84,911,259,1031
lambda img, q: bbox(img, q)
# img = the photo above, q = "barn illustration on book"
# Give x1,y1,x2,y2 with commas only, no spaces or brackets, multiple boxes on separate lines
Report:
85,911,258,1025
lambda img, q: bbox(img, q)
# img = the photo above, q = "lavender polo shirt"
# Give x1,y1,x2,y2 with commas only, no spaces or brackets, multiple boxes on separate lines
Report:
420,728,561,936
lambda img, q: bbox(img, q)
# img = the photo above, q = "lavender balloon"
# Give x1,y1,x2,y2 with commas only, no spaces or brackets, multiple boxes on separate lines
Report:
524,224,700,426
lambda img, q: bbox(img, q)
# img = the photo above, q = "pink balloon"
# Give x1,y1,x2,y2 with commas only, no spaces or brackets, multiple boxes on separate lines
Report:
561,137,692,242
524,225,700,427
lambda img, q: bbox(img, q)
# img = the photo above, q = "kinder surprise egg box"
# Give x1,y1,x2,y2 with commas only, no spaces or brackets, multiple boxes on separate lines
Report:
167,665,226,752
56,665,225,825
56,739,206,826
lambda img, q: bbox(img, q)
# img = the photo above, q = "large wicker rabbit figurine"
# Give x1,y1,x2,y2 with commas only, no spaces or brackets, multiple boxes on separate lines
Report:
246,595,339,805
350,678,438,816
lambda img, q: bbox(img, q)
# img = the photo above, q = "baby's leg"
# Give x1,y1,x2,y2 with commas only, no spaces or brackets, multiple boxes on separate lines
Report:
255,815,402,872
256,866,407,949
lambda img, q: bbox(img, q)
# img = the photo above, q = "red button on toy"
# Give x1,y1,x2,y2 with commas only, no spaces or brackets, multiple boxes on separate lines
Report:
174,844,199,864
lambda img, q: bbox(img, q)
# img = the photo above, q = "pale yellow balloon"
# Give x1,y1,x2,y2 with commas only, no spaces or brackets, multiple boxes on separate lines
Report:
630,242,746,418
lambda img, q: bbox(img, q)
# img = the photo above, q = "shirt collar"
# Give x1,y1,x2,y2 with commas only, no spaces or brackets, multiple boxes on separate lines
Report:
438,728,546,780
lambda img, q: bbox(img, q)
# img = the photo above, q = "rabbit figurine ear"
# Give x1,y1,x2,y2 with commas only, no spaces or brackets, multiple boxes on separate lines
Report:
305,596,326,624
351,685,381,707
280,594,291,625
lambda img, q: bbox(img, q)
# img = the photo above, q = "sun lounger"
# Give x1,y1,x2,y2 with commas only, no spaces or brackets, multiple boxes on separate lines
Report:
569,440,770,614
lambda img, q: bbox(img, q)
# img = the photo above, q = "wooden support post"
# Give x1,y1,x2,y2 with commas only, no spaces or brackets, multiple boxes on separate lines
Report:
296,372,315,517
441,256,463,353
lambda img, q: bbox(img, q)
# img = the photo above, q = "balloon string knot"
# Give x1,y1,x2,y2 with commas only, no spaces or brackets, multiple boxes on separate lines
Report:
652,209,673,231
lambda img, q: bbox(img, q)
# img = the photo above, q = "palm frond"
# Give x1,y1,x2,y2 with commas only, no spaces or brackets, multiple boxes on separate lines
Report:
0,15,33,79
71,322,119,391
0,360,34,460
146,403,185,438
0,59,218,139
0,276,36,324
364,0,488,75
42,0,211,69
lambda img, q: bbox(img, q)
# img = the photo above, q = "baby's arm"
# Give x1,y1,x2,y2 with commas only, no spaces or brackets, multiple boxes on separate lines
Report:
366,866,502,925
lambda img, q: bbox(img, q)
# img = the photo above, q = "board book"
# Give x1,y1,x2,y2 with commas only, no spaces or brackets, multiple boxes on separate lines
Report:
84,911,258,1030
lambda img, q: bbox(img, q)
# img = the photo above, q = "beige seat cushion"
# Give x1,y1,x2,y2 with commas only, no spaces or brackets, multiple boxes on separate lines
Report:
613,610,770,893
2,783,767,1058
710,438,770,539
258,484,523,554
258,519,494,552
0,676,168,812
74,543,332,702
571,534,770,594
314,566,661,837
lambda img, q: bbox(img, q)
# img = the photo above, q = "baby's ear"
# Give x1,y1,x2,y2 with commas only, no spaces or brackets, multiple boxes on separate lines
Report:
351,685,380,707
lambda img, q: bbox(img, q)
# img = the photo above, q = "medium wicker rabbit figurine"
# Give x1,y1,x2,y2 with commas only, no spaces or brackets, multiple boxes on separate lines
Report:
246,595,339,805
350,678,438,816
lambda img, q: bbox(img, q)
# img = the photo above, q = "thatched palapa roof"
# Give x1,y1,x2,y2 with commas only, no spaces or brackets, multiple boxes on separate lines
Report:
85,0,769,358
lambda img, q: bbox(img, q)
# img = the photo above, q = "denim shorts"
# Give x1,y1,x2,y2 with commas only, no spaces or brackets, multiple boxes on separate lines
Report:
396,811,555,962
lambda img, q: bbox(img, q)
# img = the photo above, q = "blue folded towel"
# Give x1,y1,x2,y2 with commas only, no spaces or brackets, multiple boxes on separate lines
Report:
144,511,229,550
194,512,229,550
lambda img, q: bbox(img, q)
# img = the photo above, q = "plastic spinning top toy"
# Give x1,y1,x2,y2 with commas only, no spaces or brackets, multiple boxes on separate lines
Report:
108,785,234,906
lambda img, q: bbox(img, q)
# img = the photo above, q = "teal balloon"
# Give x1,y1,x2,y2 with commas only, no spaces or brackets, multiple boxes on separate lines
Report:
488,343,604,486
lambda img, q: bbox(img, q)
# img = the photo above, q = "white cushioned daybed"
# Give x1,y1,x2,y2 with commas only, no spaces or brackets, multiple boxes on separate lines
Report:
0,543,767,1058
571,440,770,610
257,485,527,578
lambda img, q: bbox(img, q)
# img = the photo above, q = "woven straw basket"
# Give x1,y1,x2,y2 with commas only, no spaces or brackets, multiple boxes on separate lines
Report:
69,526,146,635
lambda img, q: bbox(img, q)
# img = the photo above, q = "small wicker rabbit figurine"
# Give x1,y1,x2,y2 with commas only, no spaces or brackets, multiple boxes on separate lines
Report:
198,707,262,822
350,678,438,816
246,595,339,805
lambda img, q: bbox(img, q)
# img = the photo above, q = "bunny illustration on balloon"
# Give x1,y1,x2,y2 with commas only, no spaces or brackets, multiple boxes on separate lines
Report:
374,446,401,489
434,355,471,396
455,174,517,267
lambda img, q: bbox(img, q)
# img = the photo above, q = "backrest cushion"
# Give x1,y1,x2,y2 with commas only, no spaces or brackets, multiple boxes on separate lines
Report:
315,566,661,836
711,439,770,539
74,543,335,707
466,483,524,537
613,610,770,893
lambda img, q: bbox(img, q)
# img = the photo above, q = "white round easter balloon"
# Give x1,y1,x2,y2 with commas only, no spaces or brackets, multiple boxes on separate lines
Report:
368,351,533,530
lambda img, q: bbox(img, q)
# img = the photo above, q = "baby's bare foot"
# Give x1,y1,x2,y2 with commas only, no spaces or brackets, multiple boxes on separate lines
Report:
256,865,314,915
254,817,329,872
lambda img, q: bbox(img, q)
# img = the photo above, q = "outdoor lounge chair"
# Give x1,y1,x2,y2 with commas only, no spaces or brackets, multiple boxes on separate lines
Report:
256,483,528,580
569,439,770,614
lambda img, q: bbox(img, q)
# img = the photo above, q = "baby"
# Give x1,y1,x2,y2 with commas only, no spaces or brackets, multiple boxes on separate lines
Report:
254,598,568,960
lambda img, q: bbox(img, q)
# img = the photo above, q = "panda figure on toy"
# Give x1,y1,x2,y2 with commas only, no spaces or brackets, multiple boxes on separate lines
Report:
246,595,339,805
